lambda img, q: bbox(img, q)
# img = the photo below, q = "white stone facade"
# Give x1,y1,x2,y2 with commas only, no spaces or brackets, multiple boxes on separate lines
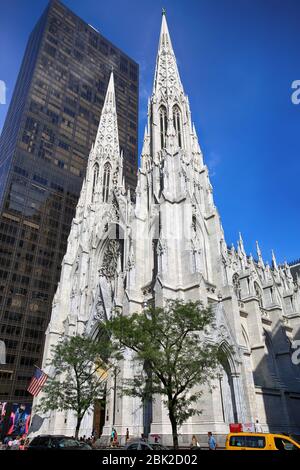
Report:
33,14,300,445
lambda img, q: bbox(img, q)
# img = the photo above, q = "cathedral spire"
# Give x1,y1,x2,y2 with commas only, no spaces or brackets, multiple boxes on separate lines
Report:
256,241,265,269
141,125,150,171
153,11,184,97
83,71,123,204
94,71,120,158
271,249,278,272
238,232,246,256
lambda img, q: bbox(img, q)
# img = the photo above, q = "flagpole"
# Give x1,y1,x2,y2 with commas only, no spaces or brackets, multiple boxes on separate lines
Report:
28,366,39,432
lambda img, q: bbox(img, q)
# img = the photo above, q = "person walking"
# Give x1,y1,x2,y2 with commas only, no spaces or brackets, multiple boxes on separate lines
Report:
125,428,130,444
113,428,119,447
190,435,200,448
208,432,217,450
19,438,26,450
110,428,115,447
254,419,263,432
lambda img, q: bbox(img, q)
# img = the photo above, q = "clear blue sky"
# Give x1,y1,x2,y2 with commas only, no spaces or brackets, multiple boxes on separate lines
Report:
0,0,299,264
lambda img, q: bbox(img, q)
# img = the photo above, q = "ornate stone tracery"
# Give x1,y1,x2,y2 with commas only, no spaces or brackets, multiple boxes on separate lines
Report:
99,239,121,279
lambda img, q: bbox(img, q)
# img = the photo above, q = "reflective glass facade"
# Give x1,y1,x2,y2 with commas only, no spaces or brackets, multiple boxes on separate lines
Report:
0,0,138,403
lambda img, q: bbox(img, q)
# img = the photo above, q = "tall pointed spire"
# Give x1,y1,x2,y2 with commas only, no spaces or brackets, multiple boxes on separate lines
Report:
238,232,246,256
256,241,265,269
153,10,184,97
141,126,151,171
84,71,123,203
271,249,278,272
94,71,120,158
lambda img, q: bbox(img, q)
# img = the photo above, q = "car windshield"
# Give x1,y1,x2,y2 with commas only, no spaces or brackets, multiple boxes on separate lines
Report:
79,442,92,449
58,439,80,448
127,443,139,450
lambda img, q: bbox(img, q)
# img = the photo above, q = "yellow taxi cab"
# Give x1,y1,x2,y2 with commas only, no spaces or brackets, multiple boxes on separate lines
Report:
225,432,300,450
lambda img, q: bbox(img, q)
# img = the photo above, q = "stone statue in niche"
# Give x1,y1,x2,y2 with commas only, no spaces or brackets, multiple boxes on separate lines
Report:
94,298,106,322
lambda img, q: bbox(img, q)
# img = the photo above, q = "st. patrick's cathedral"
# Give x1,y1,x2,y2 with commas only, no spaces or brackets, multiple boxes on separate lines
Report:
33,13,300,445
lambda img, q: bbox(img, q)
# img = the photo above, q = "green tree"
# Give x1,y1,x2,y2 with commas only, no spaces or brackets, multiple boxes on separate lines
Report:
107,300,222,449
37,333,119,439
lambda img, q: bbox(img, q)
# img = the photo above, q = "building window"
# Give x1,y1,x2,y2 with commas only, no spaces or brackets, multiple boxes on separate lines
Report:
102,162,111,202
192,214,197,233
173,105,182,148
254,282,263,307
120,56,128,74
129,64,138,82
159,106,167,149
92,163,99,201
99,40,108,55
270,287,274,304
89,32,98,49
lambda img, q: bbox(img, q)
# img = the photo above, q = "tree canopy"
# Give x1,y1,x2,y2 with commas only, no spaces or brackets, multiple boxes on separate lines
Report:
37,333,119,438
107,299,222,448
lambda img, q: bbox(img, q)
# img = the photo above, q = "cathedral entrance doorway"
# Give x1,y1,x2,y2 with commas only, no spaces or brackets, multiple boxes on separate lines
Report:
93,394,106,439
218,353,238,424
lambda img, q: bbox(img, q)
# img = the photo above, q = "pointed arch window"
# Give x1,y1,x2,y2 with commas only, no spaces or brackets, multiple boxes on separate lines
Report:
270,287,274,304
92,163,99,202
254,282,263,308
173,105,183,148
102,162,111,202
192,214,197,233
159,106,167,149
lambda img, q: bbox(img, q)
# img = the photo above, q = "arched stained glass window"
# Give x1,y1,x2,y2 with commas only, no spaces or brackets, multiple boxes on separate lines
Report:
173,105,182,148
159,106,167,149
102,162,111,202
92,163,99,202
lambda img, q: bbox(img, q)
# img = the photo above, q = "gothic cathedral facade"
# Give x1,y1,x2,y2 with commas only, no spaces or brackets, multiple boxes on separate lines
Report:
33,13,300,444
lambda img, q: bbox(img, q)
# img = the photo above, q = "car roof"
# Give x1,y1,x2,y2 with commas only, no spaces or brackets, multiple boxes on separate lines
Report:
227,432,298,438
127,438,148,442
228,432,266,435
32,435,75,439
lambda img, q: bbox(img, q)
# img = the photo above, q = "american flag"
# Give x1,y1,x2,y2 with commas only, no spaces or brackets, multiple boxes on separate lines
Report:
27,366,48,396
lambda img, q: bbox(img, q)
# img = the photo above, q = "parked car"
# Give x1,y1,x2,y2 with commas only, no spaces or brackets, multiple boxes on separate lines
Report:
27,435,92,450
125,439,168,450
225,432,300,451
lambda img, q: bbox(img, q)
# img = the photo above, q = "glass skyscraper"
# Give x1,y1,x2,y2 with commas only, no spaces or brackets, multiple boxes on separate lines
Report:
0,0,138,404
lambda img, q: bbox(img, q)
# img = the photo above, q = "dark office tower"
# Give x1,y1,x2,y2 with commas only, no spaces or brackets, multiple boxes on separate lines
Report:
0,0,138,404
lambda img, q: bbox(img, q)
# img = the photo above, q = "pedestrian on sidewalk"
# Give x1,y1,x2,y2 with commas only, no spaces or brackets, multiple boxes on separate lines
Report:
254,419,263,432
110,428,115,447
190,435,200,448
208,432,217,450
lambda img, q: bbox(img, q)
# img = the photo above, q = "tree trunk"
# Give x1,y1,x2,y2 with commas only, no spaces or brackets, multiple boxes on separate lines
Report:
169,410,179,449
75,416,82,440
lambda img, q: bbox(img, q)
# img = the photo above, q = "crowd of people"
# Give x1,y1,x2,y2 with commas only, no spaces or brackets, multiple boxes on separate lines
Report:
0,429,217,450
78,435,97,447
1,435,30,450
